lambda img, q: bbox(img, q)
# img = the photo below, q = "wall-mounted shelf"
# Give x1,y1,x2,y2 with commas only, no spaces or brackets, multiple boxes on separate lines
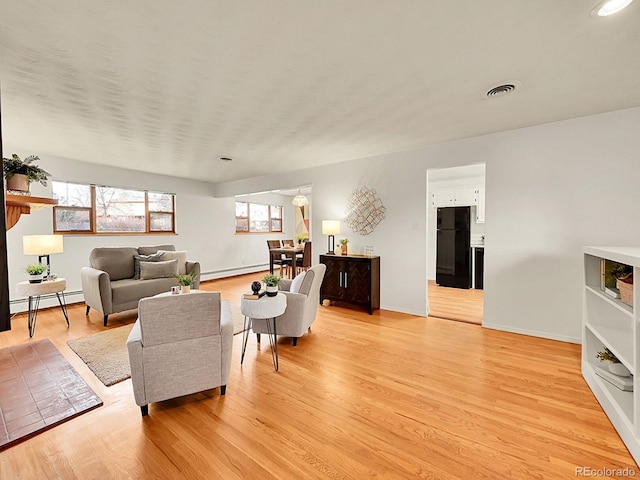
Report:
5,193,57,230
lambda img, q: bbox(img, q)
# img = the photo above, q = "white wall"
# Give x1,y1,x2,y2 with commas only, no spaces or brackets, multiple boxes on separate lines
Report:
8,106,640,342
217,106,640,342
5,154,298,313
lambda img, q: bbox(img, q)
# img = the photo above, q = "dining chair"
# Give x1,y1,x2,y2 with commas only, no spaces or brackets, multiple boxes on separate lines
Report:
267,240,290,277
295,241,312,276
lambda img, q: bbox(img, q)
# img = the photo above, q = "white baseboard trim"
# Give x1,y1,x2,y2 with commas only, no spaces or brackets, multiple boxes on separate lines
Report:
380,304,427,317
482,322,581,345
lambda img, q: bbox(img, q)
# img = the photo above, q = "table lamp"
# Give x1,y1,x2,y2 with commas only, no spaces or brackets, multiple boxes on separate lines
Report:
322,220,340,255
23,235,64,279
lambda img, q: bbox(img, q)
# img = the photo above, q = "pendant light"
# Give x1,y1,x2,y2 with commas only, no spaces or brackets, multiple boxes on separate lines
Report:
292,189,309,207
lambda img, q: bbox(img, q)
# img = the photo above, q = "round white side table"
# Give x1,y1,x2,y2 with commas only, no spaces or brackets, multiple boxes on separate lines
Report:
240,292,287,371
16,278,69,337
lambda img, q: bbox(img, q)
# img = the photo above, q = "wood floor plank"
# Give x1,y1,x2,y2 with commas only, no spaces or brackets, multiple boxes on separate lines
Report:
0,271,637,478
428,279,483,324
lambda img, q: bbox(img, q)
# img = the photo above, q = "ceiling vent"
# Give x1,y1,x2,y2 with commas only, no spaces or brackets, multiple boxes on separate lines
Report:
486,84,516,98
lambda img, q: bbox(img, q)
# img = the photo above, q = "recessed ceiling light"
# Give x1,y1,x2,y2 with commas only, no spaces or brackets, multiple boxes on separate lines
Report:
592,0,634,16
218,156,233,162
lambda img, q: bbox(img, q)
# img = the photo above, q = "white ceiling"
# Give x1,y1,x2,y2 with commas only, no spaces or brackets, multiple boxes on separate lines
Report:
1,1,639,184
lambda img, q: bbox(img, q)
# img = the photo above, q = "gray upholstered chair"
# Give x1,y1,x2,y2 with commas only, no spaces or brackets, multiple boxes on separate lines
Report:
126,291,233,416
251,263,326,346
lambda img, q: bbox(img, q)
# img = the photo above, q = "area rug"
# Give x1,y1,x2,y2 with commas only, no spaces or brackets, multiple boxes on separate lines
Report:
0,339,102,450
67,307,247,387
67,325,134,387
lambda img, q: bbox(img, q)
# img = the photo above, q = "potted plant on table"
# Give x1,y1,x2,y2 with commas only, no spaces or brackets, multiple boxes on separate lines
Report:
262,273,281,297
3,154,50,193
339,238,349,255
26,263,46,284
296,234,305,245
175,273,195,293
596,347,631,377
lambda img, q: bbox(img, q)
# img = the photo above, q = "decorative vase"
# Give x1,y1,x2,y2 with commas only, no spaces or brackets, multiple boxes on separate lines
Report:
341,245,348,255
251,281,262,295
28,273,43,284
266,285,278,297
181,285,191,294
609,361,631,377
6,174,29,192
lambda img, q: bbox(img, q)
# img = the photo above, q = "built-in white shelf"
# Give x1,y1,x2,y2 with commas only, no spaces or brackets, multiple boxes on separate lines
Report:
583,248,640,466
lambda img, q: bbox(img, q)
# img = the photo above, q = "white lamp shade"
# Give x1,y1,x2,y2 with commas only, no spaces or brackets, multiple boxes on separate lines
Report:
322,220,341,235
23,235,64,255
292,194,309,207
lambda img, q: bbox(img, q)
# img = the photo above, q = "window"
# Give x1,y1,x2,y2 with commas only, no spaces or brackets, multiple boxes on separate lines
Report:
235,201,283,233
52,181,175,234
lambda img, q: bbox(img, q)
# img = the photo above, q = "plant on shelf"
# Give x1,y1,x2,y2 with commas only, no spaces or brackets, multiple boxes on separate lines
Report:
596,347,620,363
262,273,281,297
175,273,195,293
596,347,631,377
26,263,46,284
3,154,51,191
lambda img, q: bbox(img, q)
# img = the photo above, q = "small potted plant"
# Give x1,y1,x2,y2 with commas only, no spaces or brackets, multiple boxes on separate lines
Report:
339,238,349,255
596,347,630,376
3,154,50,192
262,273,281,297
175,273,195,293
26,263,46,284
296,234,305,245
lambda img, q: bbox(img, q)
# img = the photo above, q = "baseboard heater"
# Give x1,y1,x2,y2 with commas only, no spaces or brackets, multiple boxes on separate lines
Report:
9,264,270,310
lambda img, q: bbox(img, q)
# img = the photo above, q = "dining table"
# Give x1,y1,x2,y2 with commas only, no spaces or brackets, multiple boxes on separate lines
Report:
269,245,304,279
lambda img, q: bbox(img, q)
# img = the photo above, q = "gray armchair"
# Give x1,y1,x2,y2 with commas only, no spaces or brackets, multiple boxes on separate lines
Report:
252,263,326,346
126,291,233,416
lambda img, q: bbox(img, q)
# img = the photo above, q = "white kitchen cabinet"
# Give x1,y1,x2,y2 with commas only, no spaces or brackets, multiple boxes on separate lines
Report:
431,188,477,208
475,187,485,223
582,247,640,466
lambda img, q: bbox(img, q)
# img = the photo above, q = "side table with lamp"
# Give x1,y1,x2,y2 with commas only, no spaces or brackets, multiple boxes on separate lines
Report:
17,234,68,337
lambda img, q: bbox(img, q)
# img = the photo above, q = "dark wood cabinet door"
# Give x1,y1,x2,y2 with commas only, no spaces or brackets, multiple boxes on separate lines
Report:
321,256,344,299
344,260,371,303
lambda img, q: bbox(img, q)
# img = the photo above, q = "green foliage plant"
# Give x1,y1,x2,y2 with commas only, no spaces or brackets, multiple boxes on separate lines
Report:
262,273,281,287
26,263,46,275
3,154,51,186
175,273,195,286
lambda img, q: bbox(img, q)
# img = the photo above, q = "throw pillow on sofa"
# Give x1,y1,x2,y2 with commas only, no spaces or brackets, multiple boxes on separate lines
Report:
133,251,165,279
139,259,178,280
157,250,188,275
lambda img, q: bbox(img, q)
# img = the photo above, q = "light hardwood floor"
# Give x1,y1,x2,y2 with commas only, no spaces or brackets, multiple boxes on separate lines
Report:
0,272,637,478
427,280,484,325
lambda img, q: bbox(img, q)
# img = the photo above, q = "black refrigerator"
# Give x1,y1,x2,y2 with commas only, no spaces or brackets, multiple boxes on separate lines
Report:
436,206,471,289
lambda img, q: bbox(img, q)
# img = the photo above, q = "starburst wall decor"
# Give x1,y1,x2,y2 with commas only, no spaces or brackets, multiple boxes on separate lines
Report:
345,186,386,235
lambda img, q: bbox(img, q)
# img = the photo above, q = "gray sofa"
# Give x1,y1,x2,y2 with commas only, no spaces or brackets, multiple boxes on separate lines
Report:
81,244,201,326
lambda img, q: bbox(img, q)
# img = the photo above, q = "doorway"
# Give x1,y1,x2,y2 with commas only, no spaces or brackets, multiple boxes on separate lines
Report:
426,164,485,325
